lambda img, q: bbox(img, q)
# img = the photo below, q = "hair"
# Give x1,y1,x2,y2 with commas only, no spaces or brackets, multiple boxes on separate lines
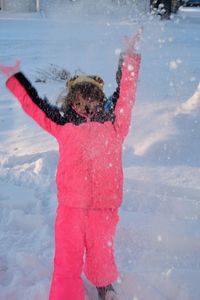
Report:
59,77,107,113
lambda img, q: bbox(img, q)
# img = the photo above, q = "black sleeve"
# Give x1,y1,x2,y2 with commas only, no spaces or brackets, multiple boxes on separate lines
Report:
14,72,66,125
110,52,124,110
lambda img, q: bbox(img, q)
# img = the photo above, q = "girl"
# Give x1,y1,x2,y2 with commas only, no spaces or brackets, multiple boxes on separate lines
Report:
0,31,141,300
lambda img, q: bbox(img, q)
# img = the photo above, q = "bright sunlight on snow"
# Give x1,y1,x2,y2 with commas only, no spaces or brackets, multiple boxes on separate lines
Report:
0,1,200,300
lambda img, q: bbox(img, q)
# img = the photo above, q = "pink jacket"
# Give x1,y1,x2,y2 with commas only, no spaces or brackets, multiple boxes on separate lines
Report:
6,54,141,209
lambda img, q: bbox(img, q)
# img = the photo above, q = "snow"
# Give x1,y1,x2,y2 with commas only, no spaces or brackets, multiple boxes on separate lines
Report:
0,3,200,300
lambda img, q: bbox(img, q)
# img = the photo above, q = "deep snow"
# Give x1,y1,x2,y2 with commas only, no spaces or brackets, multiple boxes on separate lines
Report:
0,3,200,300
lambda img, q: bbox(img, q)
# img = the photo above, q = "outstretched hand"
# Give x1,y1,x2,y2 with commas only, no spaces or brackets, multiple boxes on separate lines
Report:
0,59,20,79
124,27,143,55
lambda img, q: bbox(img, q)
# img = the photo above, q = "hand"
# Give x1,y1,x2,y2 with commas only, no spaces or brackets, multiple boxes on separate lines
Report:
0,59,20,79
124,27,143,55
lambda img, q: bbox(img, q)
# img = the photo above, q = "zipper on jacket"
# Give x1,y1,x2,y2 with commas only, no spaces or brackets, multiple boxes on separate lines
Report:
72,107,95,206
86,117,94,207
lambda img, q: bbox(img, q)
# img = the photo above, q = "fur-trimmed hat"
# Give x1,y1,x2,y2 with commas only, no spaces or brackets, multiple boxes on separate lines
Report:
67,75,104,92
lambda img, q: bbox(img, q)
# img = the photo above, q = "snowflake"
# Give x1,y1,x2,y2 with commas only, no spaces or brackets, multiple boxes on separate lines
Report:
115,48,121,55
128,64,134,71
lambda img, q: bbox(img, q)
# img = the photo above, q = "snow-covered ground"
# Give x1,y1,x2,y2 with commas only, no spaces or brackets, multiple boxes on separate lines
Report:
0,3,200,300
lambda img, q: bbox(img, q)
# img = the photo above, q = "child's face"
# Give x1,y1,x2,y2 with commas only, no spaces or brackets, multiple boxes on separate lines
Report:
73,93,101,115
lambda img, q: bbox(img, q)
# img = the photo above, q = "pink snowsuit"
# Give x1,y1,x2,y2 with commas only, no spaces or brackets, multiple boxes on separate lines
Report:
6,53,141,300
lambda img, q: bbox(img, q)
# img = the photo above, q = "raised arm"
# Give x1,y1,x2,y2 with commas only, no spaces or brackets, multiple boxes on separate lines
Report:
0,61,65,137
114,29,142,140
104,54,123,113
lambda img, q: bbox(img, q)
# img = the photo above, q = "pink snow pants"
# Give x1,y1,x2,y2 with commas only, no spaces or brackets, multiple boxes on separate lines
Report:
49,206,119,300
